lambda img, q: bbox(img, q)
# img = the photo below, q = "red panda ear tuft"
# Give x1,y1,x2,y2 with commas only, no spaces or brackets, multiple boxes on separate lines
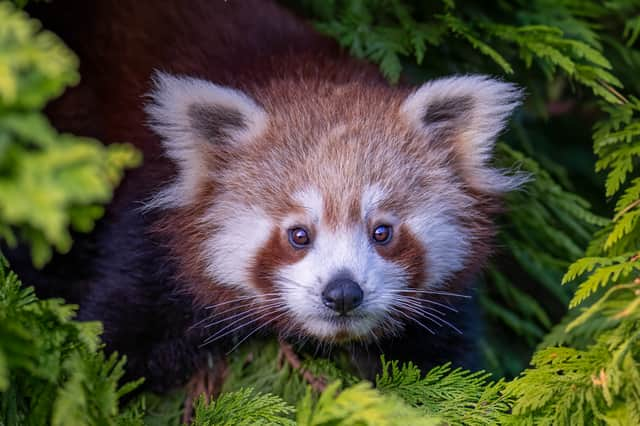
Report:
144,72,267,208
400,75,527,193
146,72,267,149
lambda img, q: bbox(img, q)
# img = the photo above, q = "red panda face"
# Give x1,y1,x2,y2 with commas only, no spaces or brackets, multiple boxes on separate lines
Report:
247,184,466,340
146,73,524,342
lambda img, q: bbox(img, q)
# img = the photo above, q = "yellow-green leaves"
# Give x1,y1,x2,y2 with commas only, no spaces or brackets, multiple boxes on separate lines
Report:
296,381,439,426
0,3,78,110
0,2,140,267
192,388,295,426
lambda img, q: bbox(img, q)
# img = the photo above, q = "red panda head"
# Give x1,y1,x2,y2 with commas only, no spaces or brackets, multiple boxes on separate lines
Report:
146,72,524,342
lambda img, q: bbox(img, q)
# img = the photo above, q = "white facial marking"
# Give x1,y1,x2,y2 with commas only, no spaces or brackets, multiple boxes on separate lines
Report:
361,184,386,220
363,182,470,287
288,187,323,227
202,200,272,292
407,209,469,287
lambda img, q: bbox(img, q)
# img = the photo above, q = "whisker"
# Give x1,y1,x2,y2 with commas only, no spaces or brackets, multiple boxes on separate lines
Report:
399,299,447,317
204,292,282,310
398,295,458,313
274,276,309,289
398,304,446,328
207,296,282,317
226,311,290,355
203,300,285,329
201,306,286,346
296,334,311,349
202,304,285,343
395,304,444,329
211,307,286,348
388,289,471,298
394,299,443,318
192,297,280,329
395,302,463,335
382,314,404,330
387,306,435,335
193,294,282,329
424,314,462,335
379,317,403,338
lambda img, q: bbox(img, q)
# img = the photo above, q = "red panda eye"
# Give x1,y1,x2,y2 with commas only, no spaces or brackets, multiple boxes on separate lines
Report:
372,224,393,244
288,227,311,248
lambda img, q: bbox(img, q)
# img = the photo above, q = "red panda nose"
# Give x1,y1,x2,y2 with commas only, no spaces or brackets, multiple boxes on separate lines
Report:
322,277,363,314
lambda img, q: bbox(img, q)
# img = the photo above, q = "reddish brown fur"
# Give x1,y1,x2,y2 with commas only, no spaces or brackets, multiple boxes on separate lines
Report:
375,224,428,289
251,229,309,292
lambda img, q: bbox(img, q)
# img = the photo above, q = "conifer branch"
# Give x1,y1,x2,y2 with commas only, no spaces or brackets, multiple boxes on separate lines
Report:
278,339,328,393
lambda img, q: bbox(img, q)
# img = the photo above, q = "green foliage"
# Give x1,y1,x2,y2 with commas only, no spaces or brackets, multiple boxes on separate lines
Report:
0,3,145,425
480,144,604,371
0,2,76,109
220,340,314,404
183,342,512,426
220,339,360,406
192,388,295,426
303,0,622,102
594,99,640,198
376,358,511,425
0,255,143,425
296,381,439,426
512,77,640,425
505,331,640,425
563,254,640,307
0,2,140,267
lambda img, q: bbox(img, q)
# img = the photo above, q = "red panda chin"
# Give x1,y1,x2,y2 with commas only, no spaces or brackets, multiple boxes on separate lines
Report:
277,313,395,345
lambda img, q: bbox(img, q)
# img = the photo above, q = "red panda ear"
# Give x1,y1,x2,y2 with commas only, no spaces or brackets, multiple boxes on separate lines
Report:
145,72,267,208
400,75,525,193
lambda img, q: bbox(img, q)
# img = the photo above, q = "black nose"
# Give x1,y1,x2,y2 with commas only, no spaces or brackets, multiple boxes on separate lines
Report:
322,277,363,314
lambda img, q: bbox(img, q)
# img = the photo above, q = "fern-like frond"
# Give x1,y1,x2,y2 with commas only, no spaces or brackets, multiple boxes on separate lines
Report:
0,255,143,425
296,381,439,426
568,253,640,307
376,358,511,425
192,388,295,426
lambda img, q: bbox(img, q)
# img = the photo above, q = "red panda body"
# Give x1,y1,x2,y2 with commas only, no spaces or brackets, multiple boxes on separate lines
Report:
10,0,524,392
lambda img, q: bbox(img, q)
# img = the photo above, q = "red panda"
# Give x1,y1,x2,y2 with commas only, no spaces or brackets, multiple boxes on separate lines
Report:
13,0,524,393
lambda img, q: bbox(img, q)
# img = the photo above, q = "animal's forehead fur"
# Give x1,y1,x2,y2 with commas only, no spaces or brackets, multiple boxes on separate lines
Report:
215,80,465,219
